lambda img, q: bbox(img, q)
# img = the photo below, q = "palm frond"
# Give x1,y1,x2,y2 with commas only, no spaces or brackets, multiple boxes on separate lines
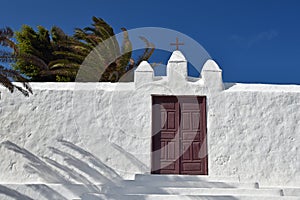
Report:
48,59,80,69
0,50,16,63
51,26,69,43
13,85,31,96
0,27,14,38
116,28,132,75
92,17,120,57
0,27,32,96
0,65,32,95
18,53,48,70
39,69,77,77
135,36,155,66
0,27,17,53
52,51,86,62
0,73,14,93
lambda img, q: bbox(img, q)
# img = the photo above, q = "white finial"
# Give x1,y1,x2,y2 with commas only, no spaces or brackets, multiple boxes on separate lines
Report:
135,61,154,72
134,61,154,87
168,50,187,63
167,50,188,84
201,59,223,91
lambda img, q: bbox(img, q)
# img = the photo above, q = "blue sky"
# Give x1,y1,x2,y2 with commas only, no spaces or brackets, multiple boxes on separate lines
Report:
1,0,300,84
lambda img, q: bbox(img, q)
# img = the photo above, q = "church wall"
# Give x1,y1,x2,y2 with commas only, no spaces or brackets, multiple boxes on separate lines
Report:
0,52,299,186
0,82,299,186
208,84,300,186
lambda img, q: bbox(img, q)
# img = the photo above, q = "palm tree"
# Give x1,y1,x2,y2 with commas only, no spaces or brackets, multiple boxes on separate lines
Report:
0,27,32,96
14,25,79,81
14,17,155,82
69,17,155,82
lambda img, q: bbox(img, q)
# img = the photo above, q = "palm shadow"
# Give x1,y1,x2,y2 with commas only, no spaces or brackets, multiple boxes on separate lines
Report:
58,139,122,181
27,184,68,200
0,140,240,200
0,139,150,199
0,185,34,200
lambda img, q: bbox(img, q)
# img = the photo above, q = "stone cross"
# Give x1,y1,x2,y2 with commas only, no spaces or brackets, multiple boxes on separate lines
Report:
170,37,184,50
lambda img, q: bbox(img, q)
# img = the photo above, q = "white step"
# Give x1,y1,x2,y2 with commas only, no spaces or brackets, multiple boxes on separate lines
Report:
81,193,300,200
123,180,258,188
135,174,240,182
282,188,300,196
261,186,300,197
100,186,283,196
1,183,299,200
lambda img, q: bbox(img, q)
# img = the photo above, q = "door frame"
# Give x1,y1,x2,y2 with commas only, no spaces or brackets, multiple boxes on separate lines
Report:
151,95,208,175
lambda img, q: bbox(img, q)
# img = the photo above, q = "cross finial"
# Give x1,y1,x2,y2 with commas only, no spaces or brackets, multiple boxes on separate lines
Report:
170,37,184,50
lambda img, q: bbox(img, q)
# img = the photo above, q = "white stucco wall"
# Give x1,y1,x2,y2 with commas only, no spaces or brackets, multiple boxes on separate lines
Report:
209,84,300,186
0,51,299,186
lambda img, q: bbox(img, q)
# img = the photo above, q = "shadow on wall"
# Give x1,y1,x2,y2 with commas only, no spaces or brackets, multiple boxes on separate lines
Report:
0,139,146,199
111,143,148,172
0,185,34,200
0,140,239,200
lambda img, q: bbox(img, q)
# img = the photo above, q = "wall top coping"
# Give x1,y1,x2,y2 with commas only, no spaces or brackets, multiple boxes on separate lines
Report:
1,82,300,93
224,83,300,93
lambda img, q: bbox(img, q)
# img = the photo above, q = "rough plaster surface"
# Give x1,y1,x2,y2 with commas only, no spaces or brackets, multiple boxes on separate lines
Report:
0,51,299,188
208,89,300,186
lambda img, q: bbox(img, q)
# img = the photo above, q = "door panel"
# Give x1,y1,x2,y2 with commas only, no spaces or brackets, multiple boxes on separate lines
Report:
152,96,207,175
179,97,207,175
152,96,179,174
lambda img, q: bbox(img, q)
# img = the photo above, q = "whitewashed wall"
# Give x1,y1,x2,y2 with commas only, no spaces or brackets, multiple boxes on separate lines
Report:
0,51,299,187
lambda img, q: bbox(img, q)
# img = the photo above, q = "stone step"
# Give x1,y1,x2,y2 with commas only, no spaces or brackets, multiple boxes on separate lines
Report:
122,180,259,188
1,184,80,200
1,184,299,200
81,193,300,200
135,174,240,182
282,188,300,196
101,186,283,196
260,186,300,197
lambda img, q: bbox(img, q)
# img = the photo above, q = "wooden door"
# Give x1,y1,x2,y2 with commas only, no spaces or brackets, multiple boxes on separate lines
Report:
151,96,207,175
151,96,180,174
179,97,207,175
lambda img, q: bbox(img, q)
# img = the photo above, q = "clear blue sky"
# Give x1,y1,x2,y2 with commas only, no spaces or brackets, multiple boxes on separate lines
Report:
1,0,300,84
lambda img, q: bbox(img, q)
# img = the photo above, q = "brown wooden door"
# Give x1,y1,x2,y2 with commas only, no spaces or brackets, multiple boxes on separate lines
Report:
151,96,207,175
152,96,180,174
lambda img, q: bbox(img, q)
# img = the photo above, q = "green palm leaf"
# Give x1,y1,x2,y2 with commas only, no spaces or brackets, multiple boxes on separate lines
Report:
0,27,32,96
